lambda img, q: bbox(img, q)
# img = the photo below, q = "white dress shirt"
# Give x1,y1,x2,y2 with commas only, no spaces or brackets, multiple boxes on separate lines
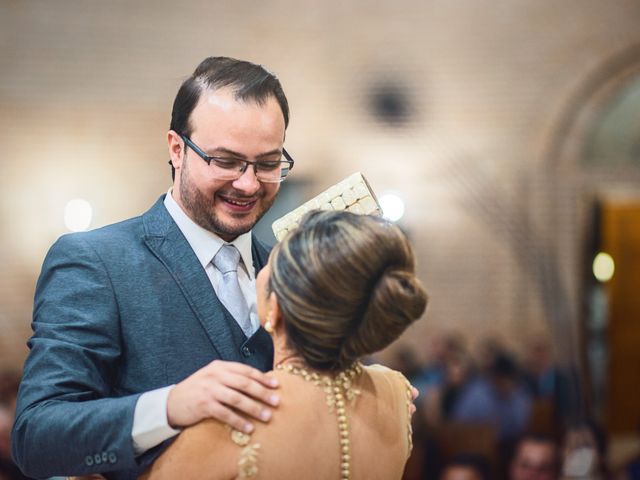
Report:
131,190,260,454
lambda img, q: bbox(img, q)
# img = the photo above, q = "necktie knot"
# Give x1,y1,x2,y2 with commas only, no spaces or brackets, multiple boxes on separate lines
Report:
213,244,241,275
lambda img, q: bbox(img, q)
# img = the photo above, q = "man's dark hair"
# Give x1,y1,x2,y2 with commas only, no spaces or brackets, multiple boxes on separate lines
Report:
168,56,290,179
490,352,520,379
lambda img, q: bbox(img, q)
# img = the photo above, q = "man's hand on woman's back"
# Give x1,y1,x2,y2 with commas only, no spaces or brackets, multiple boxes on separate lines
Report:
167,360,280,434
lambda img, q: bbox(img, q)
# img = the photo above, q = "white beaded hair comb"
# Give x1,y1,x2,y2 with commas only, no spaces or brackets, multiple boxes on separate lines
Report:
271,172,382,241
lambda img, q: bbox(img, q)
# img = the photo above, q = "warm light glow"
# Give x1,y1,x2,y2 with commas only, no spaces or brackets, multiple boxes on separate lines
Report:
593,252,615,282
64,198,93,232
379,192,405,222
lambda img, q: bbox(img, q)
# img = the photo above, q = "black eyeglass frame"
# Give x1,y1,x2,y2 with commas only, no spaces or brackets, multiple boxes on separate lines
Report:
180,135,294,183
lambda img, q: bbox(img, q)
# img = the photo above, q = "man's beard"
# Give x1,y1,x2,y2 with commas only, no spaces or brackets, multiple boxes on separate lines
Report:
179,156,274,239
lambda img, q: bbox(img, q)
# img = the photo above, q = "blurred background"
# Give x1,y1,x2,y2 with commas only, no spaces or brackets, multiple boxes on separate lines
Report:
1,1,639,478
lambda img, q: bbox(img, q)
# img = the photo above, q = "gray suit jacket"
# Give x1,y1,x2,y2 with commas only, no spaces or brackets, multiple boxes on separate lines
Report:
12,196,273,479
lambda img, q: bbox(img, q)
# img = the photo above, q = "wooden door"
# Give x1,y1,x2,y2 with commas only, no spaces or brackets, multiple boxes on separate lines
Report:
602,200,640,433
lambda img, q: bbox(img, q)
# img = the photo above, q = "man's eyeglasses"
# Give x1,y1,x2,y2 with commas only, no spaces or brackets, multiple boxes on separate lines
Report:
181,135,294,183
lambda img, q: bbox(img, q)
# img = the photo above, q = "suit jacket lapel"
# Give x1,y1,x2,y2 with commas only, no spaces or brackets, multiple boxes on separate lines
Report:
141,196,242,362
246,236,274,369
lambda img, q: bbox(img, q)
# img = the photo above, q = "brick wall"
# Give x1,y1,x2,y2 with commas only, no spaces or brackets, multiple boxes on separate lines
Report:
1,0,639,370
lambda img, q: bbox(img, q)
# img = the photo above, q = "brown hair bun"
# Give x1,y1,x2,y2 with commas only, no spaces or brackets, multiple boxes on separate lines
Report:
269,210,428,371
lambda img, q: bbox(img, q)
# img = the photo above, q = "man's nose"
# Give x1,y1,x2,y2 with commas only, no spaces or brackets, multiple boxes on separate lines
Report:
231,164,261,195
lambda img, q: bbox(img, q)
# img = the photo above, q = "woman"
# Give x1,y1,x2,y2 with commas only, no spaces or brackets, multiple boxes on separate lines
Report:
142,210,428,480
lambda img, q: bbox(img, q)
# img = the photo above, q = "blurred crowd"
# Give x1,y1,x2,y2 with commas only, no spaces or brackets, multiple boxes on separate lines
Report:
389,332,640,480
1,332,640,479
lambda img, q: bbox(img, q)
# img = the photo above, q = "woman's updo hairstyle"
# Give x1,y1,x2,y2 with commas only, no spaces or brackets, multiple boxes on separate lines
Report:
269,210,427,371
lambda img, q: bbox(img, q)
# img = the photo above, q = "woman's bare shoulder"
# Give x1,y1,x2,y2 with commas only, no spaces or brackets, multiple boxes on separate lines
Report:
141,419,237,480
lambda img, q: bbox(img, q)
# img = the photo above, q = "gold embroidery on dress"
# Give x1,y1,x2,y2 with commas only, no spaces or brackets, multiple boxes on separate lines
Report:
228,427,261,478
399,372,414,456
237,443,261,479
230,429,251,447
275,362,362,480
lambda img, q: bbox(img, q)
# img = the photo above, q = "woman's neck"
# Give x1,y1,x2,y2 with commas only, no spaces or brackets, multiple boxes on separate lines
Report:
272,348,305,369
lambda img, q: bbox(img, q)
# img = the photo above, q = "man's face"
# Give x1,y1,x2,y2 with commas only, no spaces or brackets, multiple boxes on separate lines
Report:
169,87,285,241
510,441,558,480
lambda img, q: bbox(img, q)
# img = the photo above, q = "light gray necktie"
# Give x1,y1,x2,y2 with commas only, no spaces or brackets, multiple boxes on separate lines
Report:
212,244,252,336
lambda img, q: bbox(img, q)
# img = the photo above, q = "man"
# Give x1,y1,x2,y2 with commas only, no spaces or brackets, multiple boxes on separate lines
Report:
12,57,294,479
509,434,559,480
450,352,532,442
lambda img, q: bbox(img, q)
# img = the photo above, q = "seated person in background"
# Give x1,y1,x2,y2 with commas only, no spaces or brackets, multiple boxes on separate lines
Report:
509,433,559,480
408,331,466,397
560,420,609,480
142,209,428,480
522,336,577,422
440,453,491,480
422,346,475,427
450,352,532,443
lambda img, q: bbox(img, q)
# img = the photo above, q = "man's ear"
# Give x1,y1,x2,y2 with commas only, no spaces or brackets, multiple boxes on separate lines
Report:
167,130,185,170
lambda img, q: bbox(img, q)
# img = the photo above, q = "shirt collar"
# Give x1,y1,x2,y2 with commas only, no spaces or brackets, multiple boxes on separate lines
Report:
163,189,255,279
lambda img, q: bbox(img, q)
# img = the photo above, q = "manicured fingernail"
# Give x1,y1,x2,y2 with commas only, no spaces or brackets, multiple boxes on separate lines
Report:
260,409,272,421
269,378,279,387
244,423,254,433
269,394,280,406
